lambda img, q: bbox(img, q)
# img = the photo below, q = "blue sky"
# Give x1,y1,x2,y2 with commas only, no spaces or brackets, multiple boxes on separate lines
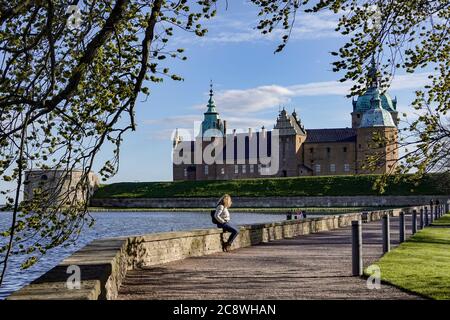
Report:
93,1,430,183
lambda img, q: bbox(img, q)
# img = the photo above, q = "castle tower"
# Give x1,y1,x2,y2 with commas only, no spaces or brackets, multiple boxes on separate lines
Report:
352,57,399,128
201,81,225,137
357,89,398,174
274,108,307,177
198,82,225,180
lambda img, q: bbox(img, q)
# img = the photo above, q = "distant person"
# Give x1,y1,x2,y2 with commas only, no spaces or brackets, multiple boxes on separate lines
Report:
214,194,239,252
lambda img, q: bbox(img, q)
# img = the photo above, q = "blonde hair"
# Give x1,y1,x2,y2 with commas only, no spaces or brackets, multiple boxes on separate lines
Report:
219,194,232,208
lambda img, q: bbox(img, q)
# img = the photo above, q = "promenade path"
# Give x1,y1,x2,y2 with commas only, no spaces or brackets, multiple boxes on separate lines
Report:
118,216,421,300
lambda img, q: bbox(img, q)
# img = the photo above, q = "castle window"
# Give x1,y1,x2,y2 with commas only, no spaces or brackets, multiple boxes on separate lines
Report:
315,164,321,173
204,165,209,175
242,165,246,174
234,165,239,174
250,165,254,173
357,114,360,118
220,168,225,175
310,148,314,153
344,164,350,172
343,147,347,152
184,168,188,177
327,147,331,153
358,144,362,149
330,164,336,173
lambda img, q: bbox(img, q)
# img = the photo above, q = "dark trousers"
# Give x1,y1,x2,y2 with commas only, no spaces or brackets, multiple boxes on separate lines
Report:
217,222,239,245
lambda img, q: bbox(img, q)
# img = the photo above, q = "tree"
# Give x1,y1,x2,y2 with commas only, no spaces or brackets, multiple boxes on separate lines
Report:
251,0,450,191
0,0,217,286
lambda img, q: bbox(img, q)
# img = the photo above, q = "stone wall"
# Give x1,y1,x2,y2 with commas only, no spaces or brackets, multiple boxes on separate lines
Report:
5,206,421,300
90,195,450,209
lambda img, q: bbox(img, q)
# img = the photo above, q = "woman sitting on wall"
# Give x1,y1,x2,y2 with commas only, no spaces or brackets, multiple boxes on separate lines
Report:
214,194,239,252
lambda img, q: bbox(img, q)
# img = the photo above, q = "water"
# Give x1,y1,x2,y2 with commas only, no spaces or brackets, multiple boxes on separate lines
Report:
0,211,287,299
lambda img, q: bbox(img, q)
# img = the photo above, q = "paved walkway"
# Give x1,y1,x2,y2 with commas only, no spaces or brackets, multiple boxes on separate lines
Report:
118,216,421,300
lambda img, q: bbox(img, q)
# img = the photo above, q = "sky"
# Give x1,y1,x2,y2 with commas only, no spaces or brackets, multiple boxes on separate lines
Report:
67,1,433,184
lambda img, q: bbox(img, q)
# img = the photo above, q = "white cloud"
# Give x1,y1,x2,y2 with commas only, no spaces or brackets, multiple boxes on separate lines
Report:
143,114,273,141
145,72,432,140
194,72,432,115
390,72,431,90
194,85,293,113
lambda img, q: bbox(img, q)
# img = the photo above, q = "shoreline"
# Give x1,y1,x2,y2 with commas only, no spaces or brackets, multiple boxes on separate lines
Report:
87,206,388,214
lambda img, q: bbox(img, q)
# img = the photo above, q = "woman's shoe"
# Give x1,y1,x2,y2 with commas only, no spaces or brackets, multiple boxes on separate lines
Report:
223,243,232,252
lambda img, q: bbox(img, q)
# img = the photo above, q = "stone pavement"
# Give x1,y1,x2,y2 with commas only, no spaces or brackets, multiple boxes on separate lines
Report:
118,216,421,300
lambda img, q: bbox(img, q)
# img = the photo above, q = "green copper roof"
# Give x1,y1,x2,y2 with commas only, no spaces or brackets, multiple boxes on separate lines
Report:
353,58,397,113
353,88,397,113
205,83,218,114
360,89,396,128
201,82,224,136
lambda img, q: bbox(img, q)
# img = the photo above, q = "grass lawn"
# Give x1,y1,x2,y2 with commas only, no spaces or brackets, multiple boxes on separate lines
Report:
93,173,448,198
366,213,450,299
432,214,450,226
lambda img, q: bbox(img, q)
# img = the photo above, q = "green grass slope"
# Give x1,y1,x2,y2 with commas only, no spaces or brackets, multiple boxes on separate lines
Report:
93,174,448,199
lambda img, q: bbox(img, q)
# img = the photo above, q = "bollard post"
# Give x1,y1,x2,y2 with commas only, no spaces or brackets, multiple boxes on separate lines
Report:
446,203,449,214
420,208,424,230
352,220,362,276
425,207,429,226
435,205,438,220
399,211,405,243
430,206,434,223
382,214,390,253
412,210,417,234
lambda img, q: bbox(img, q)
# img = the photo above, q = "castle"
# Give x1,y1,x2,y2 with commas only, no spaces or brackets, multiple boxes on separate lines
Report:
23,169,99,204
173,60,399,181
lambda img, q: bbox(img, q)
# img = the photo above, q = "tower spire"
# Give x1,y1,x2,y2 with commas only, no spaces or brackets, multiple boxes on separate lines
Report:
206,80,217,113
367,55,379,88
209,79,214,100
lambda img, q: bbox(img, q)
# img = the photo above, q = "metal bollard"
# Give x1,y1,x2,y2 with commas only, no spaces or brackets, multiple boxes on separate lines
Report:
425,207,429,226
430,206,434,223
412,210,417,234
399,212,405,243
352,220,362,276
420,208,424,230
382,214,390,253
435,205,438,220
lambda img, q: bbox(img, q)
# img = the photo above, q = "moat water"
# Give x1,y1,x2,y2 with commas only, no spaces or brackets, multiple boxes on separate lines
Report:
0,211,289,299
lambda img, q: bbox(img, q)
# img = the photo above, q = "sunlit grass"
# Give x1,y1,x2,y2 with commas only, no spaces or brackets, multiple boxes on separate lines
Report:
366,214,450,300
93,174,445,198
